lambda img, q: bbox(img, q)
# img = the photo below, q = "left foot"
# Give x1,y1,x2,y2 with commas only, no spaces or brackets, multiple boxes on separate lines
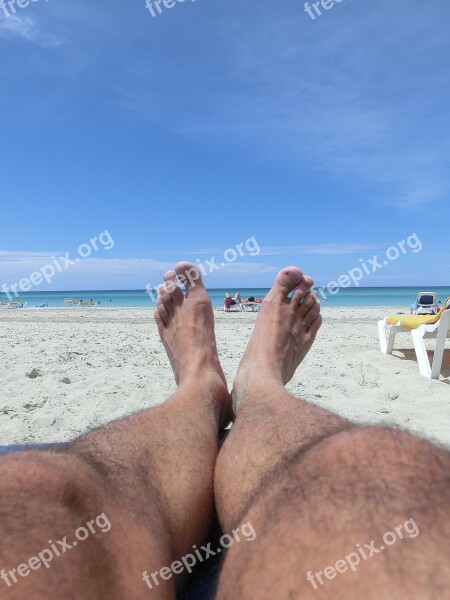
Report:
154,262,231,426
232,266,322,412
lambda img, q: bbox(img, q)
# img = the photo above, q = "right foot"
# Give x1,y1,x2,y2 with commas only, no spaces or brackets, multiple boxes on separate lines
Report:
233,267,322,410
154,262,231,427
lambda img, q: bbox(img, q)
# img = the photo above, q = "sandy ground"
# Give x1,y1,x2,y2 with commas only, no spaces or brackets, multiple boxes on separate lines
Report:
0,307,449,448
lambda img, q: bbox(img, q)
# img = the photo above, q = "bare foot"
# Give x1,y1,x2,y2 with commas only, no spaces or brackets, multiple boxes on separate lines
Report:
154,262,231,426
233,266,322,411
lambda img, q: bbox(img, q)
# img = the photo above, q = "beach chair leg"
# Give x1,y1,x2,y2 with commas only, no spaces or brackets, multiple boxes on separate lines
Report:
378,319,396,354
429,320,449,379
412,328,433,379
431,332,446,380
386,330,397,354
412,311,449,380
430,311,450,379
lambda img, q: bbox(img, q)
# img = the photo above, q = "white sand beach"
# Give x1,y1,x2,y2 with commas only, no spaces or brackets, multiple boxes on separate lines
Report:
0,307,449,447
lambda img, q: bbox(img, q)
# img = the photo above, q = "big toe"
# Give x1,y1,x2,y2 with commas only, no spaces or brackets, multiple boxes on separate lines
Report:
175,261,206,295
267,267,304,300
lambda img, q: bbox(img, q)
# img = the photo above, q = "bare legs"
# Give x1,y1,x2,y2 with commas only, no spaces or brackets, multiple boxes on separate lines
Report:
0,263,449,599
214,267,450,599
0,263,229,599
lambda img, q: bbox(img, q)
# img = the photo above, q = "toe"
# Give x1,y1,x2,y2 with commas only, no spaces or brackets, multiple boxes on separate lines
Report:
156,298,169,325
267,267,304,301
163,270,184,306
298,291,317,317
158,284,175,317
154,308,166,330
292,276,314,305
175,262,205,295
303,302,321,328
307,314,322,338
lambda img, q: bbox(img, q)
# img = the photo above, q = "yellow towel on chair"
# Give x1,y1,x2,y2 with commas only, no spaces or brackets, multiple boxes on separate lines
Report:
386,297,450,329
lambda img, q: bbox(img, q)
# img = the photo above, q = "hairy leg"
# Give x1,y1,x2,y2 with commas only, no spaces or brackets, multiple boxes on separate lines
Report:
215,267,450,599
0,263,229,599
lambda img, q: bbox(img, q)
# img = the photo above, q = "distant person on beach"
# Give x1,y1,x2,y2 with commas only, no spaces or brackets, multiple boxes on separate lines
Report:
224,294,233,311
0,262,448,599
241,296,263,304
224,292,237,309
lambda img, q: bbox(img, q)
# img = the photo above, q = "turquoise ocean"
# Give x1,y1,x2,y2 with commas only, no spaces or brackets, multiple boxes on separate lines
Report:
2,287,450,308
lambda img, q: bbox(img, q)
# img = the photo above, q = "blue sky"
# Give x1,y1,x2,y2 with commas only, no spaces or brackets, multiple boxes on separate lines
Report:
0,0,449,291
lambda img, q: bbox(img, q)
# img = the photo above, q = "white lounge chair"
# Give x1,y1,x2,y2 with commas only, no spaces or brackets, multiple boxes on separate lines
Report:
224,303,244,313
378,298,450,379
64,298,97,307
64,298,79,307
240,302,261,313
410,291,439,315
0,301,28,309
412,304,450,379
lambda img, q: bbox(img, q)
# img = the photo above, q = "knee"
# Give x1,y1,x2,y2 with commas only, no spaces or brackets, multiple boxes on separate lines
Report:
329,425,445,464
314,426,450,499
0,451,108,518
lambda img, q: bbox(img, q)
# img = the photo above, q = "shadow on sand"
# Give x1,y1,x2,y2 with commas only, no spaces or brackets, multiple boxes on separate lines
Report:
394,348,450,383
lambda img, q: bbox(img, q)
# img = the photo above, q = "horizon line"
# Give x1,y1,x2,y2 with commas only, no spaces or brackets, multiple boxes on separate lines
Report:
2,285,450,294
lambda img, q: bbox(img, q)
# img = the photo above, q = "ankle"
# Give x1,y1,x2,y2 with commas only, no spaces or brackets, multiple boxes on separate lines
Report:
232,368,285,414
177,370,231,427
179,359,225,386
176,352,223,384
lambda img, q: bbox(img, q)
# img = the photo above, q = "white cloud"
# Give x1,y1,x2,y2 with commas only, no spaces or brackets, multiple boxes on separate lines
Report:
258,244,383,256
0,14,64,47
0,253,278,291
0,251,56,260
0,249,446,289
159,243,382,256
157,248,233,256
